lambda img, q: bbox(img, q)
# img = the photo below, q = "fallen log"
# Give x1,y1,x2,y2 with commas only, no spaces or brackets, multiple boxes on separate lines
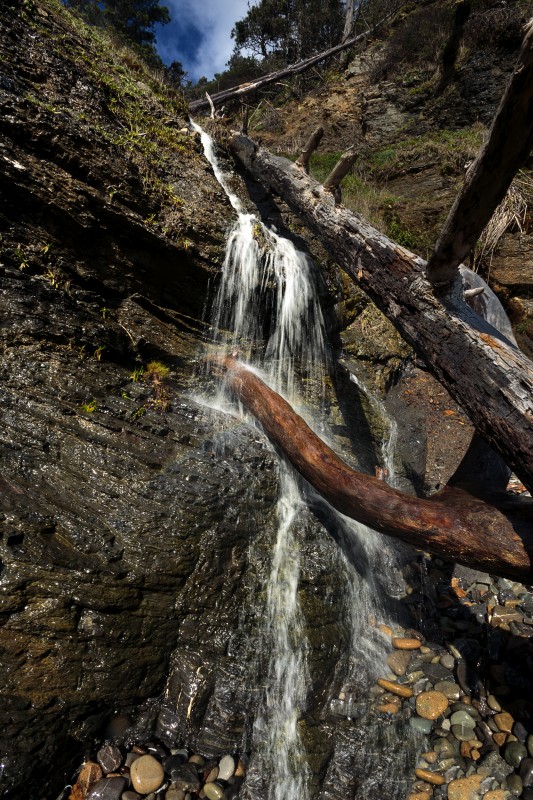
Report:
427,18,533,287
211,355,533,582
188,17,391,113
227,132,533,494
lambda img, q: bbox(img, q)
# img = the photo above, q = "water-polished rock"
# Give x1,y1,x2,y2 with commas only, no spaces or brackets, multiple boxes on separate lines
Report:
387,649,412,676
203,783,225,800
528,735,533,757
410,717,434,734
377,678,413,698
392,637,422,650
87,777,127,800
166,764,200,792
122,792,141,800
130,755,165,794
506,773,523,796
163,755,190,779
414,768,445,785
494,712,515,733
70,762,104,800
451,724,475,742
504,741,527,768
447,775,482,800
97,746,123,775
165,789,186,800
218,755,235,781
434,681,461,700
449,710,476,728
416,691,448,720
520,757,533,786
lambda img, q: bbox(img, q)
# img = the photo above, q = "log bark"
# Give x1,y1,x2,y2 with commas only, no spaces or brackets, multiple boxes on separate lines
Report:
211,355,533,582
227,132,533,493
426,18,533,287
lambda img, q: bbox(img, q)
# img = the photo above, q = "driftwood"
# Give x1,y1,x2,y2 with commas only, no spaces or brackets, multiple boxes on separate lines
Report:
189,17,390,113
228,130,533,494
427,19,533,287
211,355,533,582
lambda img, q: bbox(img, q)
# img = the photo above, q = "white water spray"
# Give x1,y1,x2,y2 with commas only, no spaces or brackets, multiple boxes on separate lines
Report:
192,120,402,799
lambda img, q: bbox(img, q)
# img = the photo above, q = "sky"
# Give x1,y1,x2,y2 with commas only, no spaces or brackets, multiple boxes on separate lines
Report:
155,0,251,82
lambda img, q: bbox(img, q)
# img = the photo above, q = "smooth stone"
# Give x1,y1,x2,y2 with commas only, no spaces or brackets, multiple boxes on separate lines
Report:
513,721,528,742
448,775,482,800
484,792,511,800
414,768,445,785
72,762,104,798
505,774,523,796
487,695,502,712
451,724,476,742
440,653,455,670
416,691,449,720
203,783,225,800
410,717,434,734
377,678,413,698
87,777,127,800
122,793,141,800
130,755,165,795
171,749,189,759
189,755,205,768
125,753,141,768
167,765,200,792
495,713,514,733
504,741,527,768
378,702,400,714
520,757,533,786
434,681,461,700
165,791,186,800
392,637,422,650
435,739,458,757
422,663,452,682
387,649,412,676
163,756,190,778
450,710,476,728
528,735,533,757
205,767,219,783
218,755,235,781
97,746,123,775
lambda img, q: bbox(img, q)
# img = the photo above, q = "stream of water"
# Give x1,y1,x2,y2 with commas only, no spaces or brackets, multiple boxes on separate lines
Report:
191,121,411,800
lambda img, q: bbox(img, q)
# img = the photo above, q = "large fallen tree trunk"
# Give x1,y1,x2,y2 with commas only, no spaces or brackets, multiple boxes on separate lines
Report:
211,355,533,582
227,131,533,494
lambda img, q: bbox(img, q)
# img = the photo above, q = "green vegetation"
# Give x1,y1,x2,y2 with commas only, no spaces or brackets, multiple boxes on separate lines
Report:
79,398,98,413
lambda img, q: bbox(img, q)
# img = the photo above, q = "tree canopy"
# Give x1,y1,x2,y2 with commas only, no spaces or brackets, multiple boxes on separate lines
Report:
65,0,170,48
231,0,345,64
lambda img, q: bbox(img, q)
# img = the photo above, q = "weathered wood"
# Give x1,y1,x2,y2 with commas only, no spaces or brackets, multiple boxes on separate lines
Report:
189,18,390,113
427,18,533,287
323,147,358,202
295,126,324,173
228,132,533,492
210,355,533,582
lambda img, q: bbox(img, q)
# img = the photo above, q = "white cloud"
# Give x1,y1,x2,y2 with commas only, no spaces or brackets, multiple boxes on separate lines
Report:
161,0,251,81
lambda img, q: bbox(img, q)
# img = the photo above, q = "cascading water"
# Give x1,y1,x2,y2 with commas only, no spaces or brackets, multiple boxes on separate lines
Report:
191,121,413,799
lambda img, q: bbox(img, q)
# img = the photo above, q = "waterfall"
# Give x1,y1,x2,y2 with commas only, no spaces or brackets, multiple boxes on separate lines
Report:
192,121,406,800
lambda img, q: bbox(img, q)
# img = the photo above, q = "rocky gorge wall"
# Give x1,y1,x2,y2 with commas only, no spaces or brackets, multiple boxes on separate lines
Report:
0,3,398,797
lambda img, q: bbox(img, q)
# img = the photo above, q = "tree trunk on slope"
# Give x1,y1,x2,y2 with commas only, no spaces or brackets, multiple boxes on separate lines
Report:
227,132,533,493
210,355,533,582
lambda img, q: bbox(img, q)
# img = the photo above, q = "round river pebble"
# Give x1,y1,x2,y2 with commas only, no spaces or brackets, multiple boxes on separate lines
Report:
130,755,165,794
415,691,449,720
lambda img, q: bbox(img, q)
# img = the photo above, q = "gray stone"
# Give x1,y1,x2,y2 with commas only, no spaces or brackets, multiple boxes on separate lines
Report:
449,710,476,728
434,680,461,700
166,765,200,793
520,757,533,787
506,773,523,796
97,745,123,775
87,777,127,800
477,750,514,781
439,654,455,670
504,741,527,768
409,717,433,734
528,734,533,757
451,724,475,741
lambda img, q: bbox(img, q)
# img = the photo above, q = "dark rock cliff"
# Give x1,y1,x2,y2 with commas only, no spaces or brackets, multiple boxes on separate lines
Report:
0,3,392,798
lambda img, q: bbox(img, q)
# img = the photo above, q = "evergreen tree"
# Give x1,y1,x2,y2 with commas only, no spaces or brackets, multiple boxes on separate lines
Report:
65,0,170,47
